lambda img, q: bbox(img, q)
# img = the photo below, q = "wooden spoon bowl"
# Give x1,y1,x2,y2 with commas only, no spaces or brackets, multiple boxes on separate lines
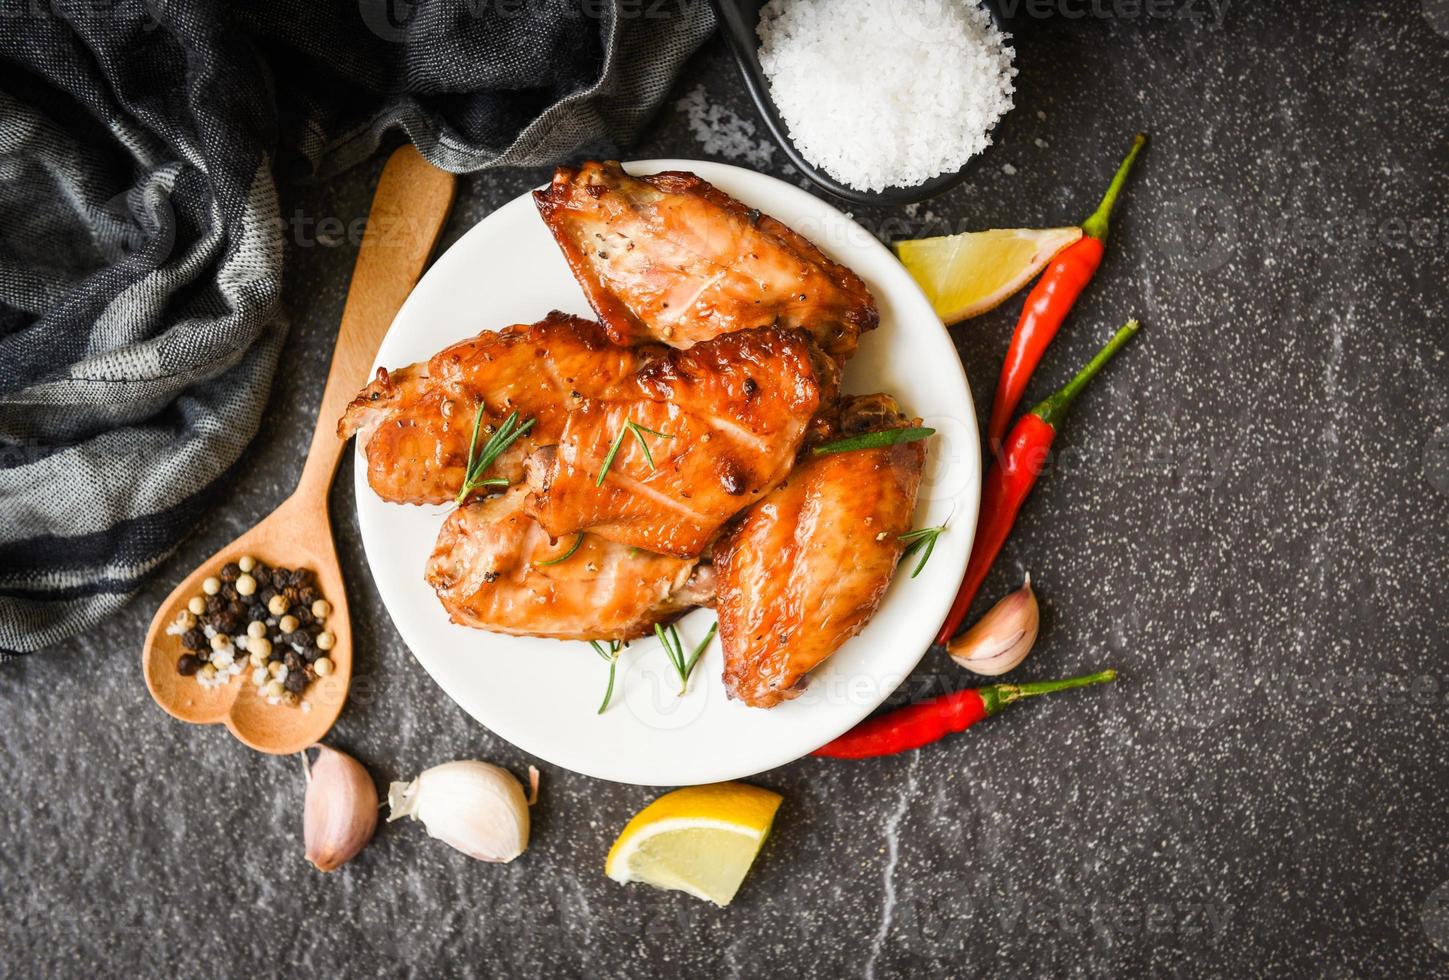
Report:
141,146,456,755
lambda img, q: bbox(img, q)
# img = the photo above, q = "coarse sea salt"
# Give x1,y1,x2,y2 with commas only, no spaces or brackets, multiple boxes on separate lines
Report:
757,0,1015,193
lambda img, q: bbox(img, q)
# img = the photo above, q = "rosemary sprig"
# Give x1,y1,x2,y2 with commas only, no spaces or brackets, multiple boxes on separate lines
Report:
898,520,949,578
811,426,935,457
683,621,718,677
535,532,584,567
596,419,674,486
591,639,624,714
655,621,718,694
456,406,536,503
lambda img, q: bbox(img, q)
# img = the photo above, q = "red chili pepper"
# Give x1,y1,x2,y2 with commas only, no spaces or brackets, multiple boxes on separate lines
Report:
813,670,1117,759
986,134,1146,451
937,320,1140,647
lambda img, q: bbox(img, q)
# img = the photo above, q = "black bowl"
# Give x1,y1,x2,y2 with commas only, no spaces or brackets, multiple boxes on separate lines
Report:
713,0,1008,208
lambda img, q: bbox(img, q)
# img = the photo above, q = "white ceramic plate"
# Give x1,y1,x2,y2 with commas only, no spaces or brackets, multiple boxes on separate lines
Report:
356,160,980,786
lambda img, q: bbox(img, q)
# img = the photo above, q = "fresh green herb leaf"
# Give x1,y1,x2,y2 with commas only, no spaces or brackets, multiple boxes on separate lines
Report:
535,532,585,567
596,426,628,488
654,623,683,691
811,426,935,457
596,419,674,486
683,622,718,677
591,639,624,714
456,406,536,503
898,521,948,578
655,621,716,694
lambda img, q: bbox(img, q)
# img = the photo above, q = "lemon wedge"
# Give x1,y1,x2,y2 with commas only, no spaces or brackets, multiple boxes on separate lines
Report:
894,226,1083,325
604,782,783,906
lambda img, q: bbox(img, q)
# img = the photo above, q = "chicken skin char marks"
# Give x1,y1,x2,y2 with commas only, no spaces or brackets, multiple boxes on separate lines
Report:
428,487,717,642
713,394,927,709
338,312,642,505
524,327,834,559
341,308,835,540
534,160,878,360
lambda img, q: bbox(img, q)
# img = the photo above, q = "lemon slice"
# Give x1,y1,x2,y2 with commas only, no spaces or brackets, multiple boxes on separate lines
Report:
894,226,1083,325
604,782,783,906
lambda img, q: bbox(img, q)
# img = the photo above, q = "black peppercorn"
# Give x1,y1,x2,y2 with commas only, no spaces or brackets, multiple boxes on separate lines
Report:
251,566,271,588
204,595,225,615
284,670,307,694
291,568,314,590
298,586,320,607
182,628,207,650
177,654,202,676
216,612,241,635
272,568,292,587
220,562,240,583
294,607,314,628
220,583,239,602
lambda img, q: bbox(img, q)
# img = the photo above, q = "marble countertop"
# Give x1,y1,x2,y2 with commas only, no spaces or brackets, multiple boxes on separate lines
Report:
5,1,1449,975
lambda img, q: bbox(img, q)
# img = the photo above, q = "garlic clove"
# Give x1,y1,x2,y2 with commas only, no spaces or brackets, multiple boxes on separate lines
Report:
303,744,379,872
387,760,533,863
948,574,1039,677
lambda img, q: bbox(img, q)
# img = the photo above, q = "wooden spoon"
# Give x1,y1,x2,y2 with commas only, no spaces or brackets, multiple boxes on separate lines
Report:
142,145,457,754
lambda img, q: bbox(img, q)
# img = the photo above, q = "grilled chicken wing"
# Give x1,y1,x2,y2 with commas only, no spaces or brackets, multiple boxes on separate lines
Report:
534,161,878,360
714,395,927,708
525,328,834,558
427,487,717,641
338,312,637,505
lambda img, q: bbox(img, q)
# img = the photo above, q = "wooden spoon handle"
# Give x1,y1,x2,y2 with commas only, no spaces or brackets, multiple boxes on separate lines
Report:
295,145,457,505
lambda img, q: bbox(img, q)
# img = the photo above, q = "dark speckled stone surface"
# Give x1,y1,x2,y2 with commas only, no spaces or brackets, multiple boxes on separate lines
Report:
5,1,1449,975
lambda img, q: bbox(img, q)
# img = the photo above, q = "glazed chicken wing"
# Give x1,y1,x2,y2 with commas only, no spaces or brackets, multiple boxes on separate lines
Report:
338,312,637,505
714,395,927,708
427,487,716,641
534,161,878,360
525,328,834,558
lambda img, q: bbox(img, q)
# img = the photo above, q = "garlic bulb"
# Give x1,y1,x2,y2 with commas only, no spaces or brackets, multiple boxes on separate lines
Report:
303,744,378,872
387,761,538,863
948,574,1039,676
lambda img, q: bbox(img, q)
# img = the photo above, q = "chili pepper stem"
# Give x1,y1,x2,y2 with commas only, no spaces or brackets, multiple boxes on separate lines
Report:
1080,133,1146,242
1032,319,1140,429
977,669,1118,717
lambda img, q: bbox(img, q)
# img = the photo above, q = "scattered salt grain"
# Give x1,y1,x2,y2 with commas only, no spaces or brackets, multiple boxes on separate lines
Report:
677,85,777,169
757,0,1015,192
